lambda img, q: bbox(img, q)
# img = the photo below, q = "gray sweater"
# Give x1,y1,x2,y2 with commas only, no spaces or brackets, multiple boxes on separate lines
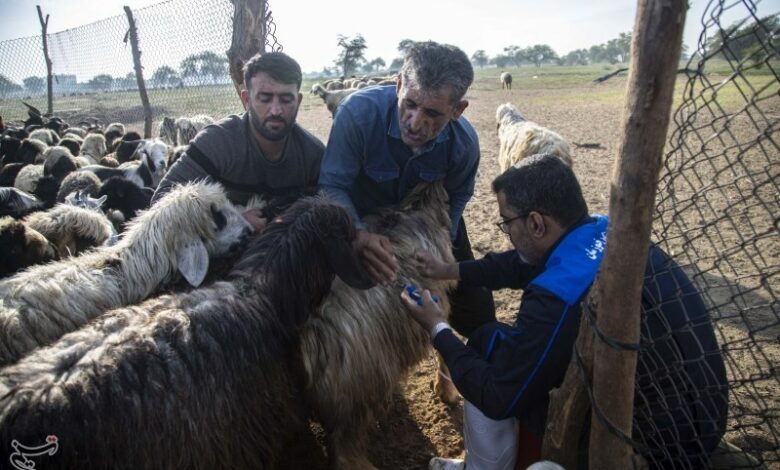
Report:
152,113,324,206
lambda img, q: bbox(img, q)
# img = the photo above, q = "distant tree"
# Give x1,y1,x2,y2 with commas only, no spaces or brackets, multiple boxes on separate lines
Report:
88,74,114,91
336,34,368,77
118,72,137,89
503,45,524,66
562,49,589,66
0,74,22,98
389,57,404,71
705,14,779,62
151,65,178,87
523,44,559,67
490,54,512,69
588,44,607,64
363,57,386,74
180,51,228,84
23,76,45,94
471,50,489,68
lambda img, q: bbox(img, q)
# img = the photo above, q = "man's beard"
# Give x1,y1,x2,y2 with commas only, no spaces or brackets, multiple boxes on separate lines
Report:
249,107,295,142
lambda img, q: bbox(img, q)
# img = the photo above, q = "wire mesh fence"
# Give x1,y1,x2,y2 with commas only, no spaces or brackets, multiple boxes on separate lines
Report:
0,0,281,135
640,0,778,467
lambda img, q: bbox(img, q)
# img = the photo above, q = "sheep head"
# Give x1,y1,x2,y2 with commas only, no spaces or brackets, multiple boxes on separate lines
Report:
496,102,526,131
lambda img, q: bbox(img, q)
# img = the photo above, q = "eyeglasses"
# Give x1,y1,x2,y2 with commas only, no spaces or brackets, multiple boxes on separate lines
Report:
496,213,528,234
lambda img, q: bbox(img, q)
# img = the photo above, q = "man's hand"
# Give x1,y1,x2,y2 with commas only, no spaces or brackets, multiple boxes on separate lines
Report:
354,230,399,284
415,250,460,280
242,209,268,234
400,288,446,332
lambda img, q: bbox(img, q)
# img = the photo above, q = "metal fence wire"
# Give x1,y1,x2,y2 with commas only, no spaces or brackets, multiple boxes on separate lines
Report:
0,0,281,133
588,1,778,468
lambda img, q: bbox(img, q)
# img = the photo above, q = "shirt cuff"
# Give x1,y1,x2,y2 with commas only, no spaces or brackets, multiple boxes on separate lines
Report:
430,322,452,341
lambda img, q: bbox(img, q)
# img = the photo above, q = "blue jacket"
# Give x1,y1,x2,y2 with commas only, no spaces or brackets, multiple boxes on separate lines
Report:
318,85,480,239
435,215,728,466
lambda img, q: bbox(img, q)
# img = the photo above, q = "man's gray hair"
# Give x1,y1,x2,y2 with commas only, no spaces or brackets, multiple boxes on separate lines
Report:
400,41,474,103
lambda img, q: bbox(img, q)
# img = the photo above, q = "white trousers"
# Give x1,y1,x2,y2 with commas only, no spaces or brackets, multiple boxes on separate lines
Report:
463,400,519,470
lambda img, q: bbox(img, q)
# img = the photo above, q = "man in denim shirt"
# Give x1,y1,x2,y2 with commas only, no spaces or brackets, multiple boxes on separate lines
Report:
319,41,496,338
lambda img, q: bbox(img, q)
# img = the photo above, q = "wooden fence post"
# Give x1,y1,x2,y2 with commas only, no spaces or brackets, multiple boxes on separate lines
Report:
124,6,153,138
227,0,266,100
588,0,687,468
36,5,53,115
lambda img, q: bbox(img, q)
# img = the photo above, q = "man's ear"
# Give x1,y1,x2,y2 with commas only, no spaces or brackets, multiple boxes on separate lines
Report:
240,88,250,110
297,92,304,110
528,211,547,238
452,100,469,120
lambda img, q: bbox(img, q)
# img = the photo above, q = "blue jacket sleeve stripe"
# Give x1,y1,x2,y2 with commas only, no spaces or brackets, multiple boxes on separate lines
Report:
500,304,574,419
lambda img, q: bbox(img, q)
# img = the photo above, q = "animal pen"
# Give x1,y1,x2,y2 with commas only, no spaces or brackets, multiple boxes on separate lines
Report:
0,0,777,468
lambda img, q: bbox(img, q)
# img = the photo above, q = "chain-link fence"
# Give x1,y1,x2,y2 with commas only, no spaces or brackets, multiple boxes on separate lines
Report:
0,0,281,135
637,1,778,467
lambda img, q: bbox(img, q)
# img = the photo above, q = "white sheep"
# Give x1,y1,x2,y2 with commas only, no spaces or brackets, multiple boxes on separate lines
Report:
300,181,458,469
28,128,59,146
0,181,253,367
496,103,573,172
13,164,44,194
312,83,360,117
80,133,107,164
23,203,115,257
500,71,513,90
175,114,215,145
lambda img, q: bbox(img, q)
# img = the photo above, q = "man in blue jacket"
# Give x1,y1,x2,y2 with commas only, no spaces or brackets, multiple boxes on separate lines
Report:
403,154,729,470
319,41,495,339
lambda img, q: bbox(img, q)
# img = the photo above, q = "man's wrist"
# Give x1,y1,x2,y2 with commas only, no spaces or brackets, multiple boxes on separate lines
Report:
430,321,452,341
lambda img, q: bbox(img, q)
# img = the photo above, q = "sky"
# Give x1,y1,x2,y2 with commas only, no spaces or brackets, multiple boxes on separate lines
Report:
0,0,777,79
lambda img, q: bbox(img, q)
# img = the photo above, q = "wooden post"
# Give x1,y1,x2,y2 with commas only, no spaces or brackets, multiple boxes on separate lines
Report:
124,6,153,138
227,0,266,99
36,5,53,115
588,1,687,469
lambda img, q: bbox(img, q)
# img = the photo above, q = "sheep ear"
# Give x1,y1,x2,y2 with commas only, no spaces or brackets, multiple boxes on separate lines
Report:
324,237,375,290
176,241,209,287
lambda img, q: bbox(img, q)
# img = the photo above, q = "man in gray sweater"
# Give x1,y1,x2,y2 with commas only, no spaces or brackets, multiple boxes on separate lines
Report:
152,52,324,232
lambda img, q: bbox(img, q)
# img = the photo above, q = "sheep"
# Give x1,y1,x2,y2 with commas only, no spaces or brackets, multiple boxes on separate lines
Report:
0,163,27,188
0,187,43,218
13,164,44,194
312,83,360,117
0,196,373,469
23,203,115,257
157,116,177,145
0,217,57,278
80,133,107,163
103,122,125,147
55,170,102,203
495,103,573,172
99,154,120,167
136,138,169,186
98,175,153,229
63,127,87,138
59,136,82,156
14,138,47,165
175,114,215,145
42,145,79,184
500,71,513,90
28,128,59,146
300,181,458,469
0,181,253,367
1,135,21,163
79,157,153,188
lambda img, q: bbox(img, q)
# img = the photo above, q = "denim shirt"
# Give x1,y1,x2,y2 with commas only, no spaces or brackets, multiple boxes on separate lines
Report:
318,85,480,239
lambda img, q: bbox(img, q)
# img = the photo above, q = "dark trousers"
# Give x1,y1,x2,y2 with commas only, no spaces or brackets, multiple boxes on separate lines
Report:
449,218,496,337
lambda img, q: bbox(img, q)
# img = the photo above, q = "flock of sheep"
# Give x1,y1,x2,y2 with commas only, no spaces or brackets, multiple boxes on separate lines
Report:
0,78,574,468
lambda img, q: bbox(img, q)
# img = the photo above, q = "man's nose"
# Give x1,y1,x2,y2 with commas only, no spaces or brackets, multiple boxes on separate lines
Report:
268,99,283,115
407,109,423,130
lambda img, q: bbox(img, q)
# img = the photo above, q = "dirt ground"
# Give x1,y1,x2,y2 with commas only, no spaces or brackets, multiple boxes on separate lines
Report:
284,76,625,469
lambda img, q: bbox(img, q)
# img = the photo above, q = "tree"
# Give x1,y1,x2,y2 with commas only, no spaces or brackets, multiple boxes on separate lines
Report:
88,74,114,91
151,65,178,87
117,72,137,90
503,45,524,66
705,14,779,62
180,51,228,84
23,76,45,95
363,57,386,74
471,50,489,68
336,34,368,77
0,74,22,98
562,49,589,66
588,44,607,64
490,54,512,69
389,57,404,71
523,44,559,67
